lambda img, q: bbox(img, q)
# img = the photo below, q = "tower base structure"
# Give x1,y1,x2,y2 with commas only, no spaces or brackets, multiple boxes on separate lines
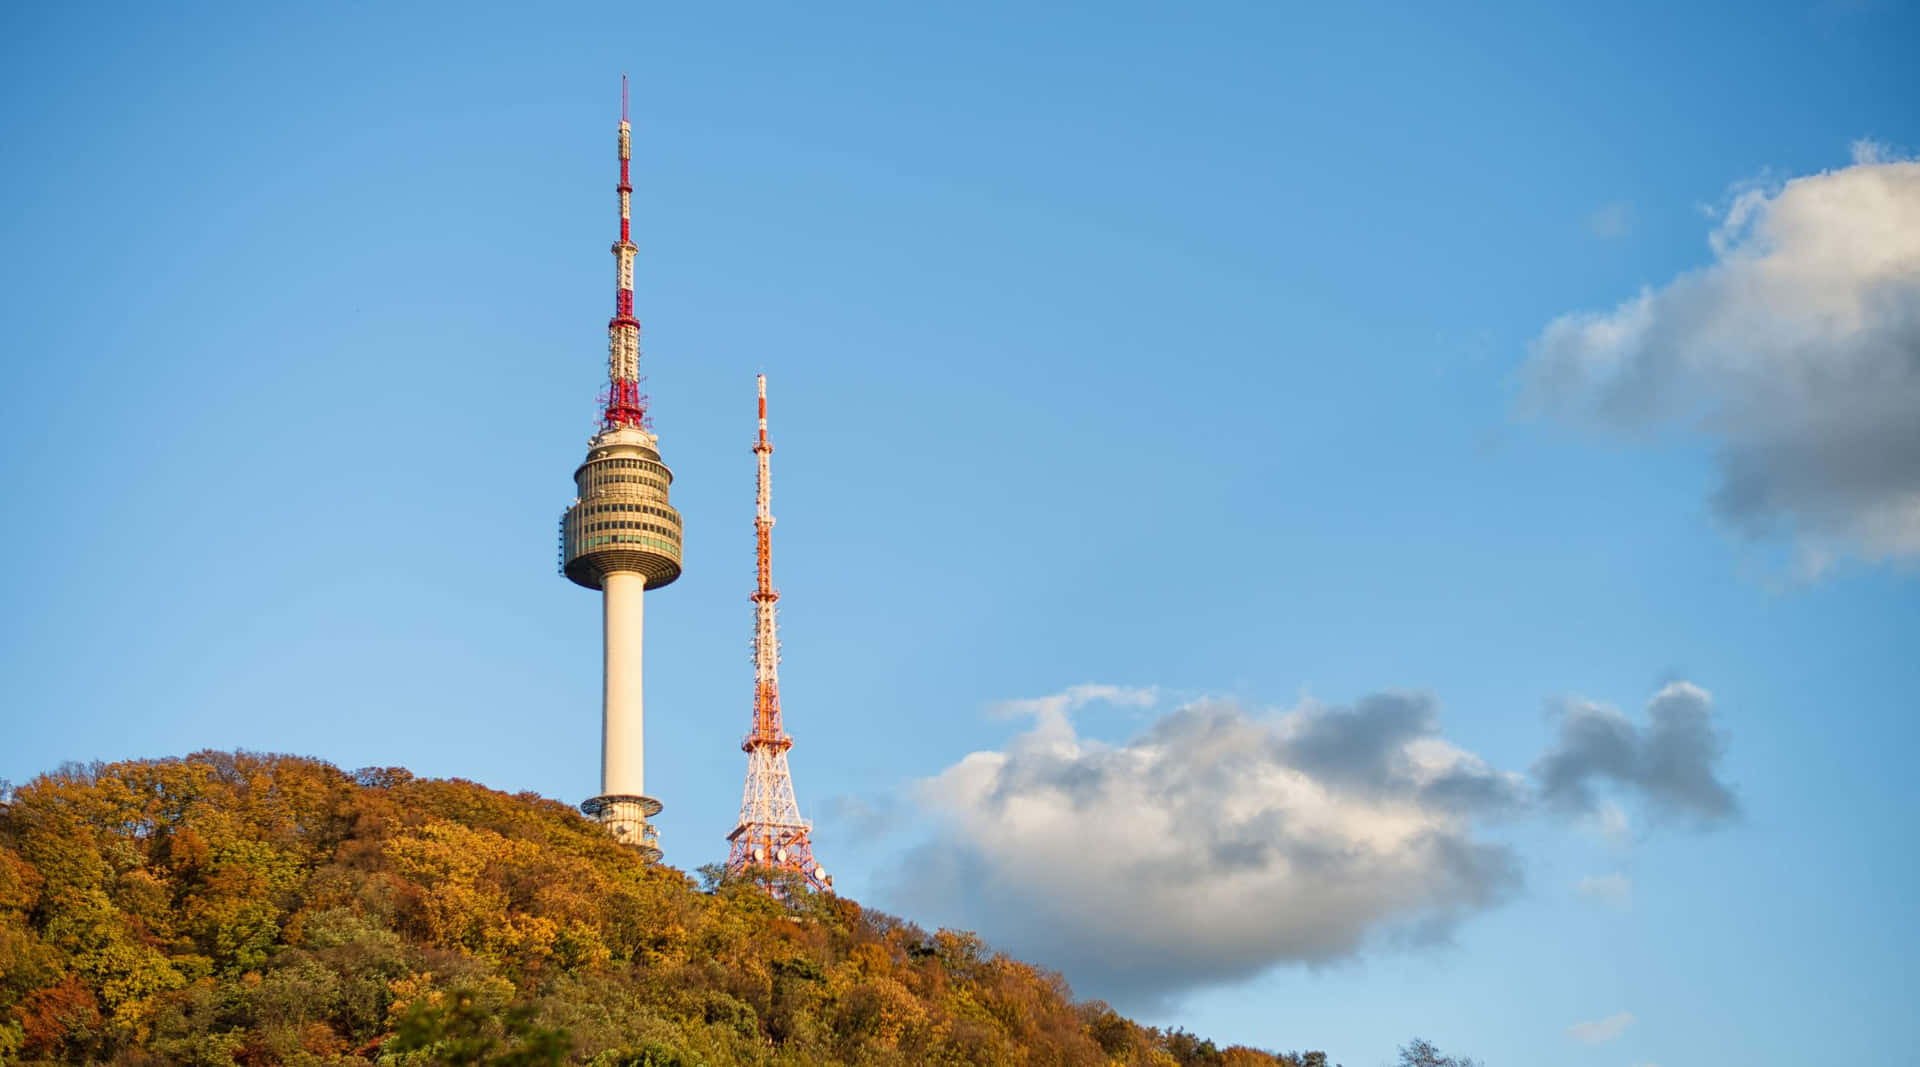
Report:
726,820,828,891
581,793,663,861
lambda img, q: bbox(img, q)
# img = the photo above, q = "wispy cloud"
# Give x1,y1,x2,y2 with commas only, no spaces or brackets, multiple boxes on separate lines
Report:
1576,873,1632,908
1852,137,1900,164
1587,200,1634,239
1588,800,1632,846
817,792,904,840
991,683,1158,721
1567,1011,1635,1044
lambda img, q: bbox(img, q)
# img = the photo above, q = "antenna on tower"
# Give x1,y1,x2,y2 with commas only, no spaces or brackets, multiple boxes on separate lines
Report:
603,77,647,430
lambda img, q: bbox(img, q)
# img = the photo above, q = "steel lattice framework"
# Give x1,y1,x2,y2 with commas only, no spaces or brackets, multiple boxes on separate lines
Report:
724,376,830,892
603,75,648,431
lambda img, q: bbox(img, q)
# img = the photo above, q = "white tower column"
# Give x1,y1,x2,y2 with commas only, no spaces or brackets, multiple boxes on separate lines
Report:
601,569,646,797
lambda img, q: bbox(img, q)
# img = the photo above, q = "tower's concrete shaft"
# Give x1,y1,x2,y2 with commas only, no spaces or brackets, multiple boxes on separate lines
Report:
602,571,645,795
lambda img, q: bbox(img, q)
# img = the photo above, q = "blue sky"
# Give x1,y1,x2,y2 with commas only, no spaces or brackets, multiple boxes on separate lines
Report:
2,2,1916,1064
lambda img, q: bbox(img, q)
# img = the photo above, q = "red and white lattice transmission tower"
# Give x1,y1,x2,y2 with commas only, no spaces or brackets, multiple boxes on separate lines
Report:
725,376,830,892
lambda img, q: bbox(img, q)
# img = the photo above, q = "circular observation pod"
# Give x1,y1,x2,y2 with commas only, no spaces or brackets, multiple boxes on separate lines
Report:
579,793,663,819
560,425,684,590
578,793,663,862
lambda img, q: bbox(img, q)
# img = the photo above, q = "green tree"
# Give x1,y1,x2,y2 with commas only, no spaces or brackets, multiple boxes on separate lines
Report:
385,987,571,1066
1397,1037,1481,1067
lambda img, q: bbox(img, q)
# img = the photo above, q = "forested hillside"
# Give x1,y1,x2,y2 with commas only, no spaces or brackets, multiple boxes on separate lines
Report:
0,753,1330,1066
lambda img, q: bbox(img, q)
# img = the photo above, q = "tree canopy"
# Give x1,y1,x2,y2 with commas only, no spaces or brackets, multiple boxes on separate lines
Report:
0,752,1335,1066
1395,1038,1479,1067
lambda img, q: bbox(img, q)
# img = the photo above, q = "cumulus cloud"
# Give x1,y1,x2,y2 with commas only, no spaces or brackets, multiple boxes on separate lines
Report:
1536,682,1737,826
1567,1011,1635,1044
893,689,1530,1004
1526,146,1920,573
890,683,1736,1005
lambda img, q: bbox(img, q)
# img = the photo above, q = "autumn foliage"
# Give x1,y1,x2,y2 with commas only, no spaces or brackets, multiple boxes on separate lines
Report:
0,753,1328,1066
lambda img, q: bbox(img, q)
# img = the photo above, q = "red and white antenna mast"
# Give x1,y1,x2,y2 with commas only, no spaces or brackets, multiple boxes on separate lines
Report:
725,375,830,891
603,73,648,429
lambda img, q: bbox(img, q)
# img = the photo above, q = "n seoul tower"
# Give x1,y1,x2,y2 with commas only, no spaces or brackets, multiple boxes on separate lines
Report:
558,78,684,860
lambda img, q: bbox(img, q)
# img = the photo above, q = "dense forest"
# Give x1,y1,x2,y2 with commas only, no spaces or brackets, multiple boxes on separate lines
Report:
0,752,1340,1066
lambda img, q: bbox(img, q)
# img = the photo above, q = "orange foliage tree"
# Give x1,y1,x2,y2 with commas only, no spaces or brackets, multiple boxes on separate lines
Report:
0,753,1331,1066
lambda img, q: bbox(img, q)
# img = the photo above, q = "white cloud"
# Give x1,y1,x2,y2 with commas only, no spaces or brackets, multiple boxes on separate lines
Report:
1576,873,1632,908
1567,1011,1635,1044
991,683,1158,725
895,688,1524,1004
1526,147,1920,573
1852,138,1899,165
889,683,1736,1006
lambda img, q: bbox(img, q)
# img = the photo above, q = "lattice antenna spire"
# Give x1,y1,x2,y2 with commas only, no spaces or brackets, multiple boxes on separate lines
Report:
602,75,648,429
751,374,780,740
726,375,829,892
